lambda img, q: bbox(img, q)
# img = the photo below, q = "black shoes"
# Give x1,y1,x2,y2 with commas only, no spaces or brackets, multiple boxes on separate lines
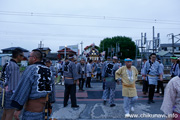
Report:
110,104,116,107
148,100,155,104
79,89,85,91
71,105,79,108
151,100,155,103
64,104,68,107
103,100,106,105
155,91,159,93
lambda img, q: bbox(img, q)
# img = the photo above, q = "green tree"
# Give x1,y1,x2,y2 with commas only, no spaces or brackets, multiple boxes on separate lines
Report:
99,36,138,60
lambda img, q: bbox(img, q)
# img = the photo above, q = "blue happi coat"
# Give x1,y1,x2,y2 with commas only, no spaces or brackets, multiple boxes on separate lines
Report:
142,60,163,85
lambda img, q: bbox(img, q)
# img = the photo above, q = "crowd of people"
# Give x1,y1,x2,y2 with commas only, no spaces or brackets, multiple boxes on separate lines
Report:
0,48,180,120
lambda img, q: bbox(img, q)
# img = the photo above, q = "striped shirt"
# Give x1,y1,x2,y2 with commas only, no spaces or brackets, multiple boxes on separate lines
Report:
5,59,20,91
11,62,53,110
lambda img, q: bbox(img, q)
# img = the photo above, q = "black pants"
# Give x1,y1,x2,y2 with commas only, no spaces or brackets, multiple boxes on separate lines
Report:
156,80,164,94
64,84,77,106
142,80,149,93
79,78,85,90
96,73,102,80
86,77,91,88
148,85,155,101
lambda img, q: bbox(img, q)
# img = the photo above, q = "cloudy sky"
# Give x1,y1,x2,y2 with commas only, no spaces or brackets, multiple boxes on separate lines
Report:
0,0,180,53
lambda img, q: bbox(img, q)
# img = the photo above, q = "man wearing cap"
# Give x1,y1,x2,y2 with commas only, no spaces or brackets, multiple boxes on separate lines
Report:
63,56,79,108
115,58,138,117
77,58,87,91
142,53,163,104
102,56,119,107
170,55,179,78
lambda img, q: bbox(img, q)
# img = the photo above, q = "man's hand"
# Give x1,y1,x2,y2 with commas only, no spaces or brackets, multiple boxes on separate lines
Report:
14,110,21,120
117,80,120,85
160,75,163,81
143,76,146,80
74,80,79,85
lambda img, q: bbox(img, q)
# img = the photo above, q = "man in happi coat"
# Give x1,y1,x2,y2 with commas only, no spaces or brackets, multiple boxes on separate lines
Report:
115,58,138,118
76,57,87,91
63,56,79,108
161,64,180,120
102,56,119,107
11,49,54,120
45,59,56,103
170,55,179,78
0,48,24,120
86,60,93,88
142,53,163,104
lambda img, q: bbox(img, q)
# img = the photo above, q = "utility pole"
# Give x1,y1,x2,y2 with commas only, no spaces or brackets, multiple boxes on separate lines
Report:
152,26,155,53
80,41,83,55
38,41,44,49
135,40,138,66
141,33,143,58
172,34,175,56
167,33,180,56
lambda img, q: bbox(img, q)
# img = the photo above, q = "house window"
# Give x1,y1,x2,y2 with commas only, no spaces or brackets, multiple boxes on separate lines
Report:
162,47,167,51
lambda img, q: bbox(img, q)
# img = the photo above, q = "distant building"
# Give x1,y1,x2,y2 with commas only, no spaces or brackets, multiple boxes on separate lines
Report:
38,47,51,55
1,47,29,54
0,54,11,66
46,53,58,60
160,43,180,54
59,45,79,55
156,51,173,66
58,47,77,59
1,47,29,66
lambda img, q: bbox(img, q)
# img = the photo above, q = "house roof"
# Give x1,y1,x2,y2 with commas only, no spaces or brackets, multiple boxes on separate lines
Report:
1,47,29,52
46,53,58,60
84,43,99,50
58,47,76,53
156,51,172,56
38,47,51,51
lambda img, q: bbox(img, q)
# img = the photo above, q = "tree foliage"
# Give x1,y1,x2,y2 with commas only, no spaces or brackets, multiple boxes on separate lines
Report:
99,36,138,60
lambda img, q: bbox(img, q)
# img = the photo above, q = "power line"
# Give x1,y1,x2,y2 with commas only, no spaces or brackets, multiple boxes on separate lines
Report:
0,20,180,30
0,11,180,25
0,20,152,29
0,31,107,38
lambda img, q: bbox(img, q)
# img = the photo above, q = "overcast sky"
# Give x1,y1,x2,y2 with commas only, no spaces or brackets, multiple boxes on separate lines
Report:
0,0,180,53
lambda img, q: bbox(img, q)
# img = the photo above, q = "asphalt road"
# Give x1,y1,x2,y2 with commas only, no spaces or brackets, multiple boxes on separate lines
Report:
0,80,167,120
